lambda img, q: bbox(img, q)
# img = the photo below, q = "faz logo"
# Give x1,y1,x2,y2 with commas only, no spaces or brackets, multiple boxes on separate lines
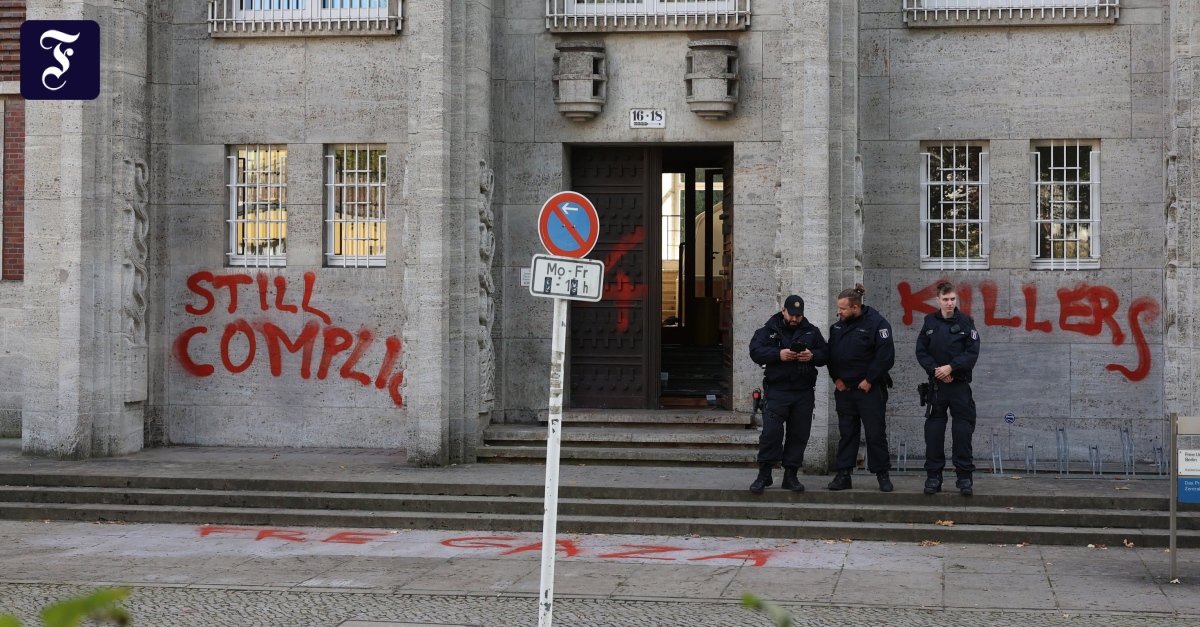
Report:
20,20,100,101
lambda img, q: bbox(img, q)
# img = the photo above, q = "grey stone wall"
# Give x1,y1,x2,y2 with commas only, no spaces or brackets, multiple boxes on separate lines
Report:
859,7,1168,464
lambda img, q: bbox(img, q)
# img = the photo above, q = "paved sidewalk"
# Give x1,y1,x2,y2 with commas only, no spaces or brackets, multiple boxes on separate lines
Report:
0,521,1196,626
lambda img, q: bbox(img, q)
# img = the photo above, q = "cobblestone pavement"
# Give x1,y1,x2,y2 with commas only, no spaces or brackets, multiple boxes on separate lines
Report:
0,584,1197,627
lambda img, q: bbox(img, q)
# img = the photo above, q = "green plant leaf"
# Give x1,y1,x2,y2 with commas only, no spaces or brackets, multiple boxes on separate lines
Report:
0,615,23,627
40,588,130,627
741,592,794,627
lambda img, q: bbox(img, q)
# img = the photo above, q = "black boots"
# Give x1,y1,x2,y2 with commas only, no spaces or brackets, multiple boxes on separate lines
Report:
749,463,774,494
924,474,943,494
876,471,894,493
782,467,805,492
827,469,852,491
956,472,973,496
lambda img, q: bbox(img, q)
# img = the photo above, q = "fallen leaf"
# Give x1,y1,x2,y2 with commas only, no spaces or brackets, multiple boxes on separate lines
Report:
1011,476,1022,480
840,538,853,543
1006,507,1015,510
936,520,955,527
734,536,745,539
1170,578,1181,584
1123,539,1135,548
918,540,941,547
1115,486,1130,491
1087,543,1107,549
1017,542,1030,548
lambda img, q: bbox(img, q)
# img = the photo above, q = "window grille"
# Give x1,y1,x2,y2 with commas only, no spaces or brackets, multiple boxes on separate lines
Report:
228,145,287,268
903,0,1118,22
920,143,990,270
546,0,750,30
326,144,387,268
1030,142,1100,270
209,0,401,35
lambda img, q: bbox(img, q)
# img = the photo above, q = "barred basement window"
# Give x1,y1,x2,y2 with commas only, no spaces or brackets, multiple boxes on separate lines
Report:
326,144,386,268
1031,141,1100,270
228,145,287,268
920,143,990,270
209,0,402,36
546,0,751,31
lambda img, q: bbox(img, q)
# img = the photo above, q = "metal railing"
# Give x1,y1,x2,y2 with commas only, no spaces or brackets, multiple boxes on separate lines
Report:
546,0,750,30
209,0,401,35
904,0,1118,21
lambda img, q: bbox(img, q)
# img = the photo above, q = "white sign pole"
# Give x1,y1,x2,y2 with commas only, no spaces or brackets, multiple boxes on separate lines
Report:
538,296,569,627
1171,413,1178,581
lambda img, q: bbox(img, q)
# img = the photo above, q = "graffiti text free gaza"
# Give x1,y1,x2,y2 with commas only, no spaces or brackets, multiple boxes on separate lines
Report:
172,271,404,407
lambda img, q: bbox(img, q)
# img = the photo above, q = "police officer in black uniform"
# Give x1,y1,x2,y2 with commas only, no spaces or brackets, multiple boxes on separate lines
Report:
915,281,981,495
747,295,829,493
826,284,896,492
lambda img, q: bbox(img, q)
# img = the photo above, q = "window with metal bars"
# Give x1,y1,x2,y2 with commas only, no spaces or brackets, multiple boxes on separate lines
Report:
325,144,387,268
546,0,749,28
228,145,287,268
210,0,400,35
920,143,990,270
1030,142,1099,270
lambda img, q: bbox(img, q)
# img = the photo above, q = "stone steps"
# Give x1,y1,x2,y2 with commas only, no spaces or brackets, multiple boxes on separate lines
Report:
475,445,758,465
484,410,756,465
0,473,1197,546
2,485,1197,530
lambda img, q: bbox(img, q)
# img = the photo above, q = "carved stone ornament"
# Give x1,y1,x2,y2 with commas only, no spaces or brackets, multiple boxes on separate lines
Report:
685,39,739,120
478,161,496,412
122,156,150,346
553,40,607,122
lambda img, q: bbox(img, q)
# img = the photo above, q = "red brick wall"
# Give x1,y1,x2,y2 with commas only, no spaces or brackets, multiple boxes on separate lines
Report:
4,97,22,280
0,0,22,83
0,0,23,280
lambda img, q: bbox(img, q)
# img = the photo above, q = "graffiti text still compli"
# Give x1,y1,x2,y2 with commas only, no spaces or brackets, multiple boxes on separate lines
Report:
173,271,404,407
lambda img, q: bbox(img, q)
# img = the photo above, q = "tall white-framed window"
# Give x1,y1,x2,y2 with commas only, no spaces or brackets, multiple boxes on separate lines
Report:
228,145,287,268
1030,141,1100,270
325,144,387,268
920,142,990,270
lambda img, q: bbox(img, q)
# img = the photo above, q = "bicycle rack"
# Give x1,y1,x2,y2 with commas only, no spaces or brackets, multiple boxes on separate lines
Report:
1119,426,1135,476
1088,444,1102,475
1155,445,1168,476
1056,426,1070,475
990,428,1004,474
895,439,908,473
1025,444,1037,475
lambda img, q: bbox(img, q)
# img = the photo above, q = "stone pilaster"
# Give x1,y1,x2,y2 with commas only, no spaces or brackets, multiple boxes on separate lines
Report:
22,0,151,458
1165,0,1200,423
778,0,845,474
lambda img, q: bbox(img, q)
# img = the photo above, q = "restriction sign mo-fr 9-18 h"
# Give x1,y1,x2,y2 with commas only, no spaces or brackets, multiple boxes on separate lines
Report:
528,254,604,302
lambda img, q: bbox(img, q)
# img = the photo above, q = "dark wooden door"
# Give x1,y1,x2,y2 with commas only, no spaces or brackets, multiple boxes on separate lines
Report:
569,147,659,409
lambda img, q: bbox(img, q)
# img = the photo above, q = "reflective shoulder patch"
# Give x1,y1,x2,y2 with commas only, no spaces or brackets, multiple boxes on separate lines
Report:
925,329,933,335
879,328,890,339
971,329,978,340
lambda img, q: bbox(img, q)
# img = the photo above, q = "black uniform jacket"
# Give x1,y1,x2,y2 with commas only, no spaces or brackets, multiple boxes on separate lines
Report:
914,309,980,383
827,305,895,388
749,312,830,392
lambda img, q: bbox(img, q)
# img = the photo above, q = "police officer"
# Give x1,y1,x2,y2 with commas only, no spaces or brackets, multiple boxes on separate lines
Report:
826,284,895,492
915,281,981,495
747,295,829,493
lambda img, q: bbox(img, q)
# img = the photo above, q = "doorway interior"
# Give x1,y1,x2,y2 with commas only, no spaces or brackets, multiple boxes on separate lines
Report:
567,145,733,411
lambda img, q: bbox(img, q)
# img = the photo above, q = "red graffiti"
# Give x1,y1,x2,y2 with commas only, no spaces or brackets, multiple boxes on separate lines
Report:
602,226,649,334
980,280,1021,328
687,549,777,567
256,529,307,542
500,540,580,558
173,326,215,377
1022,283,1053,333
323,531,390,545
897,280,1161,382
176,272,404,407
1057,283,1123,344
440,536,519,549
1106,297,1160,382
596,545,686,561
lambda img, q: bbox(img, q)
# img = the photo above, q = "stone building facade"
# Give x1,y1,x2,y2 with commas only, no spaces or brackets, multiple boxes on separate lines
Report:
2,0,1197,472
